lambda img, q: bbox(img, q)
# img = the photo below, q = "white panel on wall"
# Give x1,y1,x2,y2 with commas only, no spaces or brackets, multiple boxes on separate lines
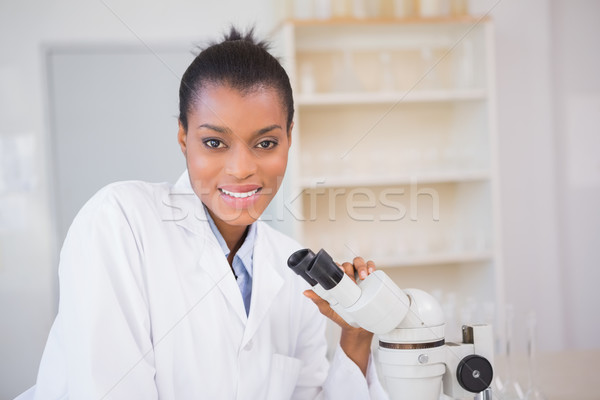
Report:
48,46,194,243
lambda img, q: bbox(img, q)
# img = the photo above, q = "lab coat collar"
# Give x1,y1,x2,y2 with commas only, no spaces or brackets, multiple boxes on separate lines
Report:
163,170,210,238
166,170,285,342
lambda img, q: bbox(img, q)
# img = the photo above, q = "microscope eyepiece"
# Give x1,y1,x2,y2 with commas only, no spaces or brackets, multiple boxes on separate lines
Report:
287,248,344,290
287,248,318,286
307,249,343,290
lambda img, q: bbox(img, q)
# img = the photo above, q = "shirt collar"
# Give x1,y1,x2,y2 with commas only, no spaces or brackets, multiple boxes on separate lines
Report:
204,206,255,278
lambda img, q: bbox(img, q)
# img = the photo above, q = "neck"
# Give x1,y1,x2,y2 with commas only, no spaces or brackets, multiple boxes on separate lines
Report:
208,210,249,266
225,226,248,266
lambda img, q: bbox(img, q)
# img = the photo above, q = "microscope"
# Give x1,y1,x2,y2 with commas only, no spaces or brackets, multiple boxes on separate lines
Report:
288,248,494,400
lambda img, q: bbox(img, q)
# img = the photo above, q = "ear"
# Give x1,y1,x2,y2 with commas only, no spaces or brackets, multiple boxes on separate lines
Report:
177,120,187,155
287,121,294,149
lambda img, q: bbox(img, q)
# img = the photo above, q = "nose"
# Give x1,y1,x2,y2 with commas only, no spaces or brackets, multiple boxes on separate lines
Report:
224,143,257,180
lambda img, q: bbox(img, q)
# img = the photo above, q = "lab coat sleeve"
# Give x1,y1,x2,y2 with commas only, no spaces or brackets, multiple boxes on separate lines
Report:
290,290,389,400
34,187,158,400
324,344,389,400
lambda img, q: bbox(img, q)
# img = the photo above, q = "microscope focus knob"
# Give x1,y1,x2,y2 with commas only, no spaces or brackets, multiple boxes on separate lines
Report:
456,354,493,393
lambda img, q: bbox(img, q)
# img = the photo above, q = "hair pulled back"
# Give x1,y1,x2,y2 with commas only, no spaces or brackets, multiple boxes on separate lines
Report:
179,27,294,131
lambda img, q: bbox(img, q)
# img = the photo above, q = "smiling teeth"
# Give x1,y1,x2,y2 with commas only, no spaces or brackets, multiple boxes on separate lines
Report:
221,188,259,198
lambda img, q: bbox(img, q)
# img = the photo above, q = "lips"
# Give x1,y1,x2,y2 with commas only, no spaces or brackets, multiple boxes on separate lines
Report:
219,188,260,198
218,185,262,209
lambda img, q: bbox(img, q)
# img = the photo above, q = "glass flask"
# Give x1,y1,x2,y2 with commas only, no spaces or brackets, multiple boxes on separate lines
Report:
524,312,547,400
498,304,524,399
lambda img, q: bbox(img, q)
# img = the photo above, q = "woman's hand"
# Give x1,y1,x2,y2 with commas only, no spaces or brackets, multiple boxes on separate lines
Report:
303,256,377,376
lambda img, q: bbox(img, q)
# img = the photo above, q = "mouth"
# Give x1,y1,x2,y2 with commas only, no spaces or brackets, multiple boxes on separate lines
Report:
217,185,264,210
218,187,262,198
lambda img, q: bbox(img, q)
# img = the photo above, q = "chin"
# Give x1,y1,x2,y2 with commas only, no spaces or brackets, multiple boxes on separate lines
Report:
215,208,264,226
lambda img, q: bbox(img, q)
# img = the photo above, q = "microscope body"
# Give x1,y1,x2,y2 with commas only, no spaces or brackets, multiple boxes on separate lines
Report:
287,248,494,400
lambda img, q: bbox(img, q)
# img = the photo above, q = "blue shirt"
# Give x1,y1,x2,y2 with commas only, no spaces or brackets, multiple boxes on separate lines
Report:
205,210,255,316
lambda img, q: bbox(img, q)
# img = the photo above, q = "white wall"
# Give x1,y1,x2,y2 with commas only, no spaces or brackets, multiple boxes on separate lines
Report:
0,1,276,398
550,0,600,349
471,0,600,352
2,0,599,398
470,0,565,352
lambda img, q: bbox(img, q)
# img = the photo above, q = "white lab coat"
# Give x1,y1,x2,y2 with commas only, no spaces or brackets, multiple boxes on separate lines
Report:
23,172,388,400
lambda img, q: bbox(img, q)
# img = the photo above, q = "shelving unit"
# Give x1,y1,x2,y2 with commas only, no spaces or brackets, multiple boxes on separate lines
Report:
272,16,502,339
295,88,487,105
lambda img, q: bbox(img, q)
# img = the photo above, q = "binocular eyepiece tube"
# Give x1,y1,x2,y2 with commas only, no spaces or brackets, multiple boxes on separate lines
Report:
287,248,410,333
288,248,361,309
287,248,344,290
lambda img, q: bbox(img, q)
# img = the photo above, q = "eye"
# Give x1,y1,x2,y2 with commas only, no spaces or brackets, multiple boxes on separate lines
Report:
256,140,277,150
203,138,225,149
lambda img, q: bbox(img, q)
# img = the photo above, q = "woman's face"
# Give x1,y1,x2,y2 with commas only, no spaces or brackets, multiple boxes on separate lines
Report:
178,84,291,230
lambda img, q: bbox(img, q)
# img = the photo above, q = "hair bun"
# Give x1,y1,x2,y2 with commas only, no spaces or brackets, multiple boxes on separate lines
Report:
223,26,247,42
220,26,269,50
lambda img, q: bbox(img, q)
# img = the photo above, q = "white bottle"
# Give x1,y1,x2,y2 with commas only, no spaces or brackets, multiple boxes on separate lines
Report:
420,46,437,89
300,62,316,94
352,0,367,18
454,39,475,88
419,0,441,17
294,0,313,19
393,0,414,18
314,0,333,19
379,51,395,92
332,0,348,17
365,0,381,17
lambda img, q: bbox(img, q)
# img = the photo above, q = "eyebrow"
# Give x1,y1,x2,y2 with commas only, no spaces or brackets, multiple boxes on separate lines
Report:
197,123,283,138
197,123,232,134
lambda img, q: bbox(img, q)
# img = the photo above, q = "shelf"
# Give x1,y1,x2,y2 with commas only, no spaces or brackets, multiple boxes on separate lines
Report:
281,16,491,27
296,89,487,106
377,250,493,268
300,170,491,188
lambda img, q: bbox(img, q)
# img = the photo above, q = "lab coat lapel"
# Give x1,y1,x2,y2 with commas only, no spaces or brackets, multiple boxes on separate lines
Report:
198,245,248,325
242,224,284,347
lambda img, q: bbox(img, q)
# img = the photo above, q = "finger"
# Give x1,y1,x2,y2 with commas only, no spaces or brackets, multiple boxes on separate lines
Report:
366,260,376,274
341,262,356,283
353,256,368,280
303,290,344,324
303,290,327,309
303,289,333,311
304,290,354,330
303,289,321,302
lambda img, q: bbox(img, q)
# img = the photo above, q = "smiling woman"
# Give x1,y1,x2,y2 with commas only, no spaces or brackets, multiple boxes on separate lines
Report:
17,27,388,400
179,84,291,250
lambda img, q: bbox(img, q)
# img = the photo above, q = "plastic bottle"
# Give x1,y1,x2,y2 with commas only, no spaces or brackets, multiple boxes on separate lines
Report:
352,0,367,18
393,0,415,17
294,0,313,19
315,0,333,19
450,0,468,16
419,0,442,17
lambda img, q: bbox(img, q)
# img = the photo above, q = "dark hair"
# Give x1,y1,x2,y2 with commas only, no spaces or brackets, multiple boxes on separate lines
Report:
178,26,294,131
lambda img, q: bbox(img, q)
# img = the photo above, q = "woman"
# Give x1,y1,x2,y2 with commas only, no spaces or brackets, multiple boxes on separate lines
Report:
24,27,388,399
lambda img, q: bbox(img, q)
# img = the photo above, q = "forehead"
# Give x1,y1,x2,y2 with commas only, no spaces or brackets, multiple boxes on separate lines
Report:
189,84,286,127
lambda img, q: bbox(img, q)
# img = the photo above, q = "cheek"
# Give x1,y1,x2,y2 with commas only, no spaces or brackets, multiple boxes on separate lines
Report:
262,152,288,183
187,152,221,185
